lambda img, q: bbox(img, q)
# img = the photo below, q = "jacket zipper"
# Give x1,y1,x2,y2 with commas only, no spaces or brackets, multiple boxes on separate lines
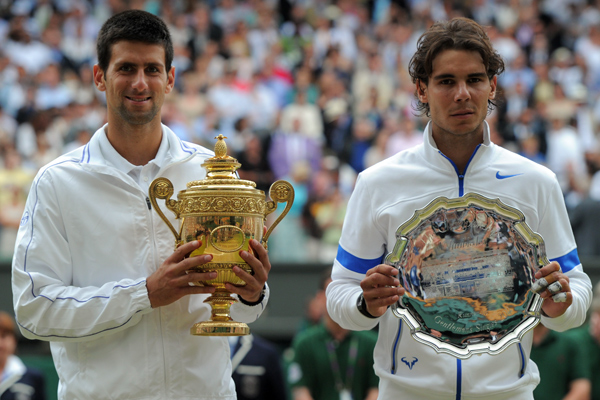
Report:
437,144,481,197
390,321,403,374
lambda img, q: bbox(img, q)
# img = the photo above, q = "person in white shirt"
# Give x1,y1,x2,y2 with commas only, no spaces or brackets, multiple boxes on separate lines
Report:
12,10,272,400
327,17,592,400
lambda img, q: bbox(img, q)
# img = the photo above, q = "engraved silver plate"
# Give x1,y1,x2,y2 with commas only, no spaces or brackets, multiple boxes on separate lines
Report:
386,193,546,358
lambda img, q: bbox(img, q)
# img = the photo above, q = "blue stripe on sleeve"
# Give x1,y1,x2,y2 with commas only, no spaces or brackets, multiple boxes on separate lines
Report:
549,248,580,273
336,245,384,274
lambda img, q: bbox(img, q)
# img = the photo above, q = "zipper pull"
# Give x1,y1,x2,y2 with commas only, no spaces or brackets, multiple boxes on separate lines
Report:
146,197,152,210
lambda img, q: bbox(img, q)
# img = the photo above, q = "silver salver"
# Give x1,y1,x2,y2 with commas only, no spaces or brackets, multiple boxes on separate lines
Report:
385,193,547,358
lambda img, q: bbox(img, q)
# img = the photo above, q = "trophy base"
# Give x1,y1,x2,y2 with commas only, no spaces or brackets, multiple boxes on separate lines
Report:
190,321,250,336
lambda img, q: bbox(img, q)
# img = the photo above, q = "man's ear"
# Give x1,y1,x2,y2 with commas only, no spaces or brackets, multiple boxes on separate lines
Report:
489,75,498,100
165,66,175,94
417,79,428,103
93,64,106,92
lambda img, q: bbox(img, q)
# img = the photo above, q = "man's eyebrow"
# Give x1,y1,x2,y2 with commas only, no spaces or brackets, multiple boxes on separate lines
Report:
432,72,487,80
114,61,164,68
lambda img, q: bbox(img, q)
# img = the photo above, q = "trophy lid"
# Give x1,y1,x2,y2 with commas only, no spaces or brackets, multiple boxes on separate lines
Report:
187,134,256,189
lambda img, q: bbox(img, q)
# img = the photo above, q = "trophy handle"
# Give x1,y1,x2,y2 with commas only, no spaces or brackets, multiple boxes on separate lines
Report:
263,180,295,246
148,177,181,242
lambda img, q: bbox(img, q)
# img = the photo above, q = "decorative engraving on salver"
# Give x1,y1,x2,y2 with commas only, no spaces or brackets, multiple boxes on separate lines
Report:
419,249,513,299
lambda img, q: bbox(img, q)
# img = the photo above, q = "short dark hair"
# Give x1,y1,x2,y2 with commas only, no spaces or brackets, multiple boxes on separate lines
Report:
96,10,174,73
408,17,505,117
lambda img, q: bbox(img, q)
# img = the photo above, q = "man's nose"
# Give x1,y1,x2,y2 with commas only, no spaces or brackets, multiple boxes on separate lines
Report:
131,70,149,91
454,81,471,101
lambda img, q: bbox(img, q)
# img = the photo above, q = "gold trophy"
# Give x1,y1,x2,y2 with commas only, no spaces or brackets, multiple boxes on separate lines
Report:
148,135,294,336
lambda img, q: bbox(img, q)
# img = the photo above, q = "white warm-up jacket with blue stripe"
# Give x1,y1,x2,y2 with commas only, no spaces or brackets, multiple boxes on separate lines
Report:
12,125,269,400
326,122,592,400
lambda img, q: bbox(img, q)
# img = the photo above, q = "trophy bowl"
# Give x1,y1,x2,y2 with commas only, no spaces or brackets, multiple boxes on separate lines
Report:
385,193,547,358
149,135,294,336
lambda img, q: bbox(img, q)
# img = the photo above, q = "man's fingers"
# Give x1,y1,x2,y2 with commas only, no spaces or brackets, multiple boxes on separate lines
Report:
172,240,201,260
366,264,398,278
177,270,217,287
534,261,560,279
361,272,400,291
365,294,399,309
364,285,403,300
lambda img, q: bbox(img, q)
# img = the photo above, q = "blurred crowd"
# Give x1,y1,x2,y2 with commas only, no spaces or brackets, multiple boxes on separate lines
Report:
2,0,600,263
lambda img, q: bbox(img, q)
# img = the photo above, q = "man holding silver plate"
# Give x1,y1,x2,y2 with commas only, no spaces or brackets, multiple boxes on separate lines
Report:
326,17,593,400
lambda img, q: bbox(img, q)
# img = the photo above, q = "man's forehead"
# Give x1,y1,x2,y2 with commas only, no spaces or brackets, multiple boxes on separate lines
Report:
430,49,486,76
109,40,166,65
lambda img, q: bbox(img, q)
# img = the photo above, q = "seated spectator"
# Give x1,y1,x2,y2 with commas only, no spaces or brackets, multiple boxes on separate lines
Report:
566,281,600,400
0,311,46,400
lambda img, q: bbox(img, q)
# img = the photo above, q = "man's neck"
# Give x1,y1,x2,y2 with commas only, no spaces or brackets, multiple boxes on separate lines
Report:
105,121,163,166
432,130,483,174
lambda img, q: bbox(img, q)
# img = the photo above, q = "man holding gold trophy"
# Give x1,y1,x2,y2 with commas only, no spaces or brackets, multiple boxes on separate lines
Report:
327,17,593,400
11,10,281,400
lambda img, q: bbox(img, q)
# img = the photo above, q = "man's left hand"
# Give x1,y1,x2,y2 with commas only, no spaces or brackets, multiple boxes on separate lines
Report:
225,239,270,303
533,261,572,318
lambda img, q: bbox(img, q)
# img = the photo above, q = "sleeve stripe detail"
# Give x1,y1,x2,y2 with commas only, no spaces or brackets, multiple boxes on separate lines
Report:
16,309,145,339
335,245,384,274
549,248,580,273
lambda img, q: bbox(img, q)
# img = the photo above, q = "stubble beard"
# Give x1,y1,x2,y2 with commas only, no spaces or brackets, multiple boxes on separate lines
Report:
116,100,160,126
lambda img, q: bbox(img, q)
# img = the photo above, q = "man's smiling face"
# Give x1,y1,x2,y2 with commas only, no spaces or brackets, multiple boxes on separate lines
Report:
94,40,174,127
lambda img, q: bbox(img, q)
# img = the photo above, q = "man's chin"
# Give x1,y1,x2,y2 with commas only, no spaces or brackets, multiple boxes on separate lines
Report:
118,109,158,126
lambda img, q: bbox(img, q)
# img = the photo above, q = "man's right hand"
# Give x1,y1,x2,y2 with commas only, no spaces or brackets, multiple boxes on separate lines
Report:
146,240,217,308
360,264,405,317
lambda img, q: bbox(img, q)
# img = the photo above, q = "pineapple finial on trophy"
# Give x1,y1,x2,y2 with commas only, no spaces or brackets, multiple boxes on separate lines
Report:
214,134,228,158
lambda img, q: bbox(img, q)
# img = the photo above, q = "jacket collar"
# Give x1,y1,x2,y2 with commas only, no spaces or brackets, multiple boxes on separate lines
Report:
81,123,198,169
422,120,493,172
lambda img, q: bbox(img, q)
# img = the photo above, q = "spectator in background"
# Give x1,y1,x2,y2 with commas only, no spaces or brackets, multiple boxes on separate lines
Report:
570,150,600,257
229,334,288,400
351,52,394,116
0,311,46,400
34,63,72,111
385,115,423,157
530,323,591,400
567,281,600,400
189,4,224,61
268,117,322,181
279,90,324,145
235,133,274,193
544,97,589,208
287,269,378,400
341,117,377,173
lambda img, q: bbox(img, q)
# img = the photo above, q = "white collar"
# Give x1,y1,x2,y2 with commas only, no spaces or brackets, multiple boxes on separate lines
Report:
97,126,170,175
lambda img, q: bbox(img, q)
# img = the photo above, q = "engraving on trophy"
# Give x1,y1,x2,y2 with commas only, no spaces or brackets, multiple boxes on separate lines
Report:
387,193,546,358
210,225,246,253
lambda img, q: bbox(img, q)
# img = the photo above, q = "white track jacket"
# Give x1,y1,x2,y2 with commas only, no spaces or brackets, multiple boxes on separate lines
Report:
12,125,269,400
327,122,592,400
